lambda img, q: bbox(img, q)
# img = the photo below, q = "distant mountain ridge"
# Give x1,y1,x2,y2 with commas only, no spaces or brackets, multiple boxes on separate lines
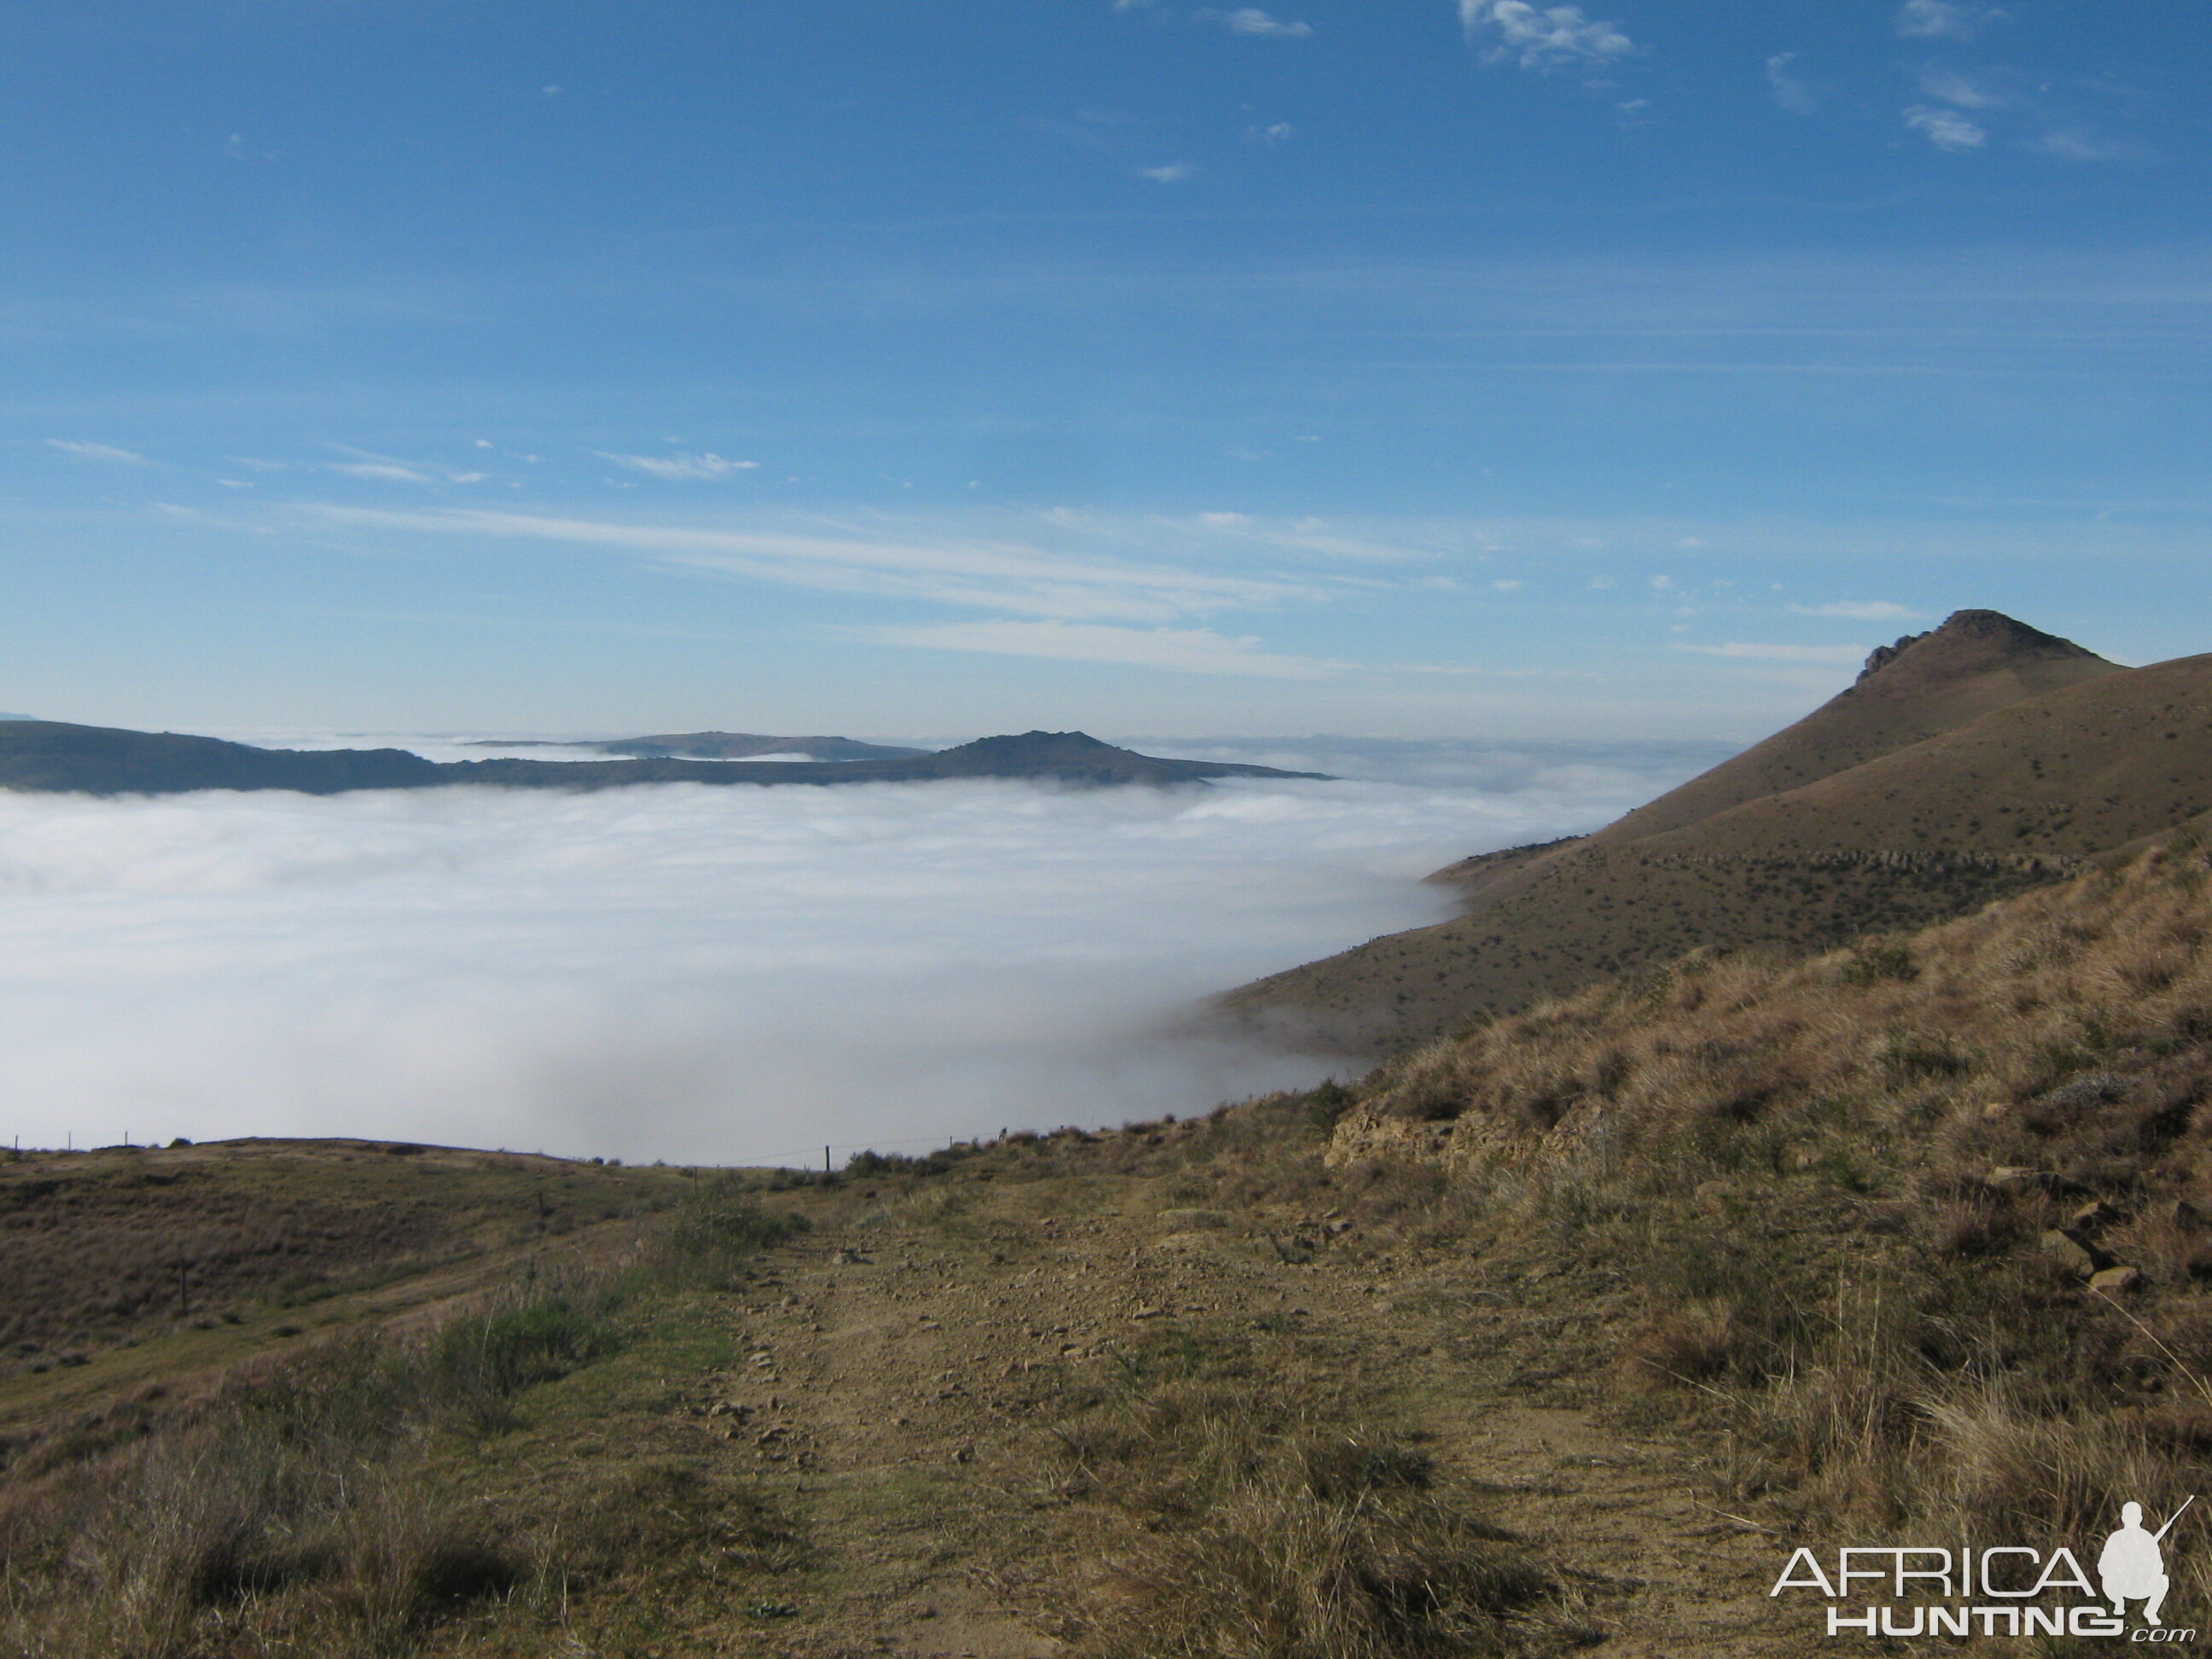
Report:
1229,609,2212,1051
0,725,1324,795
467,731,929,762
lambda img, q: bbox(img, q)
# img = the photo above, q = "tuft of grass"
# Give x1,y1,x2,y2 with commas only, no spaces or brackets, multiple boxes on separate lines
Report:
428,1292,621,1432
1838,942,1917,987
644,1179,807,1292
1057,1327,1545,1657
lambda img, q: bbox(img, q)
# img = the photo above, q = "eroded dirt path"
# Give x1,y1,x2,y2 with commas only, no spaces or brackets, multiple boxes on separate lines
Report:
675,1169,1794,1658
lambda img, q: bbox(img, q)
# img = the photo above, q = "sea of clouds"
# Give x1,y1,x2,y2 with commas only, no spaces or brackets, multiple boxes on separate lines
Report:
0,736,1731,1166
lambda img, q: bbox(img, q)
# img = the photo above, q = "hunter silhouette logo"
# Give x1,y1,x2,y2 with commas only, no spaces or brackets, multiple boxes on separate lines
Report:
2103,1498,2193,1627
1769,1497,2199,1640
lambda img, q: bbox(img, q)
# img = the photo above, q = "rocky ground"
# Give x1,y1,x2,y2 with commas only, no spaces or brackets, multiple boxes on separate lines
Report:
673,1155,1791,1658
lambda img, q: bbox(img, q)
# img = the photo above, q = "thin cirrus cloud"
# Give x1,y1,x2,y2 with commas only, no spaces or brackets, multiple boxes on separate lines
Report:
1910,66,2142,165
1895,0,2006,41
325,447,488,486
1789,601,1920,620
1766,53,1815,115
2034,128,2151,164
1458,1,1633,73
1194,8,1312,38
596,451,760,480
46,439,145,463
1138,162,1193,183
1676,642,1867,664
1904,104,1988,151
1918,67,2003,111
331,461,436,482
847,620,1337,678
294,505,1325,625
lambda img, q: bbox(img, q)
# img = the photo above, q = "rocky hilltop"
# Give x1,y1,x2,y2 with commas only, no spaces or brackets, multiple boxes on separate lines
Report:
0,724,1324,795
1229,609,2212,1050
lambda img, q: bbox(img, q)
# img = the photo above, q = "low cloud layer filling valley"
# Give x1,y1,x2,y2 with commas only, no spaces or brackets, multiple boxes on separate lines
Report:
0,738,1728,1163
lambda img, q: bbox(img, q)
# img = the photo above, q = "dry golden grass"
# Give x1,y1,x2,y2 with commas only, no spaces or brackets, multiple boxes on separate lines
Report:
1330,834,2212,1584
1054,1327,1548,1659
0,1144,679,1373
0,1180,804,1658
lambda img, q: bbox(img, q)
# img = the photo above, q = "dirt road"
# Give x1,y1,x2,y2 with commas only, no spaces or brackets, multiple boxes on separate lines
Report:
679,1167,1790,1657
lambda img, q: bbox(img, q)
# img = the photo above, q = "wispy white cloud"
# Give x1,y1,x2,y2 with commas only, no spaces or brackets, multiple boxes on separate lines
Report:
1895,0,2006,40
1195,7,1312,38
331,461,435,483
325,445,487,486
2033,127,2151,163
1677,642,1866,664
1766,53,1815,115
46,439,145,463
1904,104,1988,151
1910,63,2147,165
1918,67,2004,110
1245,121,1295,144
294,506,1324,625
596,451,760,480
1458,2,1633,72
1138,162,1193,183
851,619,1335,678
1789,601,1921,620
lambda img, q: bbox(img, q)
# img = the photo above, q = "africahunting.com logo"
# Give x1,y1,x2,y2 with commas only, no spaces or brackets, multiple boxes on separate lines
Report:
1770,1498,2197,1640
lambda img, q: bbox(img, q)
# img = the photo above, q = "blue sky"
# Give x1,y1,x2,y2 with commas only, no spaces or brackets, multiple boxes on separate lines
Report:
4,0,2209,739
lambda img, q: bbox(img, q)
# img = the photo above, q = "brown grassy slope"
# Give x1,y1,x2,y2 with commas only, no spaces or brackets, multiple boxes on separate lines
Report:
1586,608,2117,847
1637,647,2212,860
0,1139,1605,1659
1228,614,2187,1052
1421,610,2113,897
0,1141,680,1374
1331,838,2212,1560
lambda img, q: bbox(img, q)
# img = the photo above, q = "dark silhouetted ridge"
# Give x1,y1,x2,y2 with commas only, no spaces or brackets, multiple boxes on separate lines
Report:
469,731,929,762
0,724,1324,796
0,723,441,795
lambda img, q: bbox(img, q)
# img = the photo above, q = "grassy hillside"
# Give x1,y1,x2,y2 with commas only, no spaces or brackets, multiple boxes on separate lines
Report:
1229,611,2211,1051
1337,835,2212,1567
0,1138,1586,1658
1588,608,2117,847
0,1142,677,1374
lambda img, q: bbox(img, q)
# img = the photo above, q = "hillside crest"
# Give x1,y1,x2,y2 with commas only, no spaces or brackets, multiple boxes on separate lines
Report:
1228,610,2205,1051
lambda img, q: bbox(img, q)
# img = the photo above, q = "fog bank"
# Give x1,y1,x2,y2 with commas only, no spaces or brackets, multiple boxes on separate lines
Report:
0,743,1720,1164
